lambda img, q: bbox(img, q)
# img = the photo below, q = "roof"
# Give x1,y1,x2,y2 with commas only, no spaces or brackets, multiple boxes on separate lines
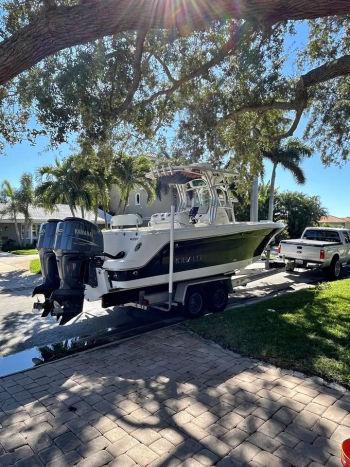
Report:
320,215,350,224
0,204,105,224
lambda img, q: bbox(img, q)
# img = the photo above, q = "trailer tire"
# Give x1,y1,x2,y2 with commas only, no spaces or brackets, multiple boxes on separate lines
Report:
208,283,228,313
184,286,206,318
327,256,342,280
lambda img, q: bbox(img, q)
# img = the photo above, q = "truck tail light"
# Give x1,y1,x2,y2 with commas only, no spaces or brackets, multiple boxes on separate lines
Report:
320,249,325,260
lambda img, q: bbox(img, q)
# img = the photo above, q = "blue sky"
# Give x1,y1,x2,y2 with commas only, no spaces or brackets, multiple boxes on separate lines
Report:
263,114,350,217
264,146,350,217
0,22,349,216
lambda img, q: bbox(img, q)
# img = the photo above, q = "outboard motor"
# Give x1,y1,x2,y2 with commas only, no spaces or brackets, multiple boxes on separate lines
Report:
50,218,103,325
32,219,61,317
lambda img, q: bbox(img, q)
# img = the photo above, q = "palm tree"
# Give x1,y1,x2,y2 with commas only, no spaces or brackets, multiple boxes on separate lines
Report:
36,157,93,217
0,180,22,246
263,139,312,221
79,141,115,226
16,173,34,245
112,155,155,214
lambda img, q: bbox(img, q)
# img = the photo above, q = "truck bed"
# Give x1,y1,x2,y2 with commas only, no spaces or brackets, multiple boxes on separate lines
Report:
281,239,341,248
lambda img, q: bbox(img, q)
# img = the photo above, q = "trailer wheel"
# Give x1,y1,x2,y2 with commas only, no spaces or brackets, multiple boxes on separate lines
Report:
208,284,228,313
327,256,342,280
184,287,206,318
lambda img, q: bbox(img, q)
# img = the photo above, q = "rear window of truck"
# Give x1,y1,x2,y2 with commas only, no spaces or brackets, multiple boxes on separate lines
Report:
303,229,341,243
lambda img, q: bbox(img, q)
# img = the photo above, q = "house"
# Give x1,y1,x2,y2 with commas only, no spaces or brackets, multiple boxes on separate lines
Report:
109,186,174,222
0,204,105,248
319,215,350,229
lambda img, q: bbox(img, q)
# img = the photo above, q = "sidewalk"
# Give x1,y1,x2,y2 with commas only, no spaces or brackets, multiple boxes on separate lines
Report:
0,327,348,466
0,254,40,294
0,254,38,273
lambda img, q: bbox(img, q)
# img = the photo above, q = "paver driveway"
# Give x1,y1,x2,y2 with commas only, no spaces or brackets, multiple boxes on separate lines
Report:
0,327,349,466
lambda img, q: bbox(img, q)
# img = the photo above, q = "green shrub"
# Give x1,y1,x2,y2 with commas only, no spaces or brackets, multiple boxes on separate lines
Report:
29,258,41,274
11,249,38,255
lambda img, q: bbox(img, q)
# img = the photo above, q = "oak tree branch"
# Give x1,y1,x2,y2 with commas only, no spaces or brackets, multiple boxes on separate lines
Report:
0,0,349,85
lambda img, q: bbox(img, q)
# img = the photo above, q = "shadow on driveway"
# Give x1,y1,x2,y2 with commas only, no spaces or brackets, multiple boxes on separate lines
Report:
0,327,347,466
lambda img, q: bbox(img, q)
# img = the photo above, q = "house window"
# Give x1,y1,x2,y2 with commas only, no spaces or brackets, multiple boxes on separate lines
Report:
135,193,141,206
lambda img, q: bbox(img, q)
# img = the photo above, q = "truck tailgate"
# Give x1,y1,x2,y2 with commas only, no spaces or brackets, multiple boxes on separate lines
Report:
280,240,338,262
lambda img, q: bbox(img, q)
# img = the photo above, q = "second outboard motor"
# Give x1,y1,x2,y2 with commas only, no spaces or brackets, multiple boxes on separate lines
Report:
50,218,103,325
32,219,61,316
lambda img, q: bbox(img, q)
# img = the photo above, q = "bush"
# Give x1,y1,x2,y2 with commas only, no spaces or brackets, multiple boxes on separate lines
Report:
29,258,41,274
11,249,38,255
1,239,17,252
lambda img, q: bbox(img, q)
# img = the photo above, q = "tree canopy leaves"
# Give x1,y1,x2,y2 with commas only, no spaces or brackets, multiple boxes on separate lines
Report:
0,1,349,171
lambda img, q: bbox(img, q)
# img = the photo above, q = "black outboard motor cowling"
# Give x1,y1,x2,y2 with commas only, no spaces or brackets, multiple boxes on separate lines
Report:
50,218,103,325
32,220,60,307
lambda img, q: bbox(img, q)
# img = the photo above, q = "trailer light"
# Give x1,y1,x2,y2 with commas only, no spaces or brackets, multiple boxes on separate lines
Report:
277,244,281,254
320,249,325,260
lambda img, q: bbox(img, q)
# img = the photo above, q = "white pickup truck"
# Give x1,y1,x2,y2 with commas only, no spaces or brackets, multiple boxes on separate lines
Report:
278,227,350,279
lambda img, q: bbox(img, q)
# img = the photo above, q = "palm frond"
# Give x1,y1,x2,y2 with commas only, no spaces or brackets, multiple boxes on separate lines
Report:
280,160,306,184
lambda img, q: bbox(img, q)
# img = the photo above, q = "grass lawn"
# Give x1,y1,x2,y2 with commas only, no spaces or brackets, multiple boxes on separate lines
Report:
11,249,38,255
187,279,350,387
29,258,41,274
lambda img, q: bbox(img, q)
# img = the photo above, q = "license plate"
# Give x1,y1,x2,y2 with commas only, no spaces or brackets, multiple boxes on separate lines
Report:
296,259,303,265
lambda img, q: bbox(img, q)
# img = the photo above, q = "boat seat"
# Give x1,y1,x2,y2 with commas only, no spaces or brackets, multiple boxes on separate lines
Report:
196,207,230,226
149,211,190,228
111,214,143,228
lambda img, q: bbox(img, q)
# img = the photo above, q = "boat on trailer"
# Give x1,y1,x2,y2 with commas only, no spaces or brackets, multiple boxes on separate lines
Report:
33,164,284,324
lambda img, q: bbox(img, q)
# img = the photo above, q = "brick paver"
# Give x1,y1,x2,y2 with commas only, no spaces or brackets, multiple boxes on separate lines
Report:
0,327,348,465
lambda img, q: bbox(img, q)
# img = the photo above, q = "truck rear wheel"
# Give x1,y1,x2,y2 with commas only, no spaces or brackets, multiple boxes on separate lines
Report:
208,283,228,313
184,286,206,318
327,257,342,280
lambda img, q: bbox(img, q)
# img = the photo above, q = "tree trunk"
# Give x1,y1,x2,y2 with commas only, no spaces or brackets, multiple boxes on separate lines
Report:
0,1,349,86
117,198,123,214
122,191,130,214
103,209,108,228
250,177,259,222
81,206,85,218
23,213,32,246
94,207,98,224
69,205,75,217
24,220,30,246
268,163,277,221
101,192,109,228
13,213,22,247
